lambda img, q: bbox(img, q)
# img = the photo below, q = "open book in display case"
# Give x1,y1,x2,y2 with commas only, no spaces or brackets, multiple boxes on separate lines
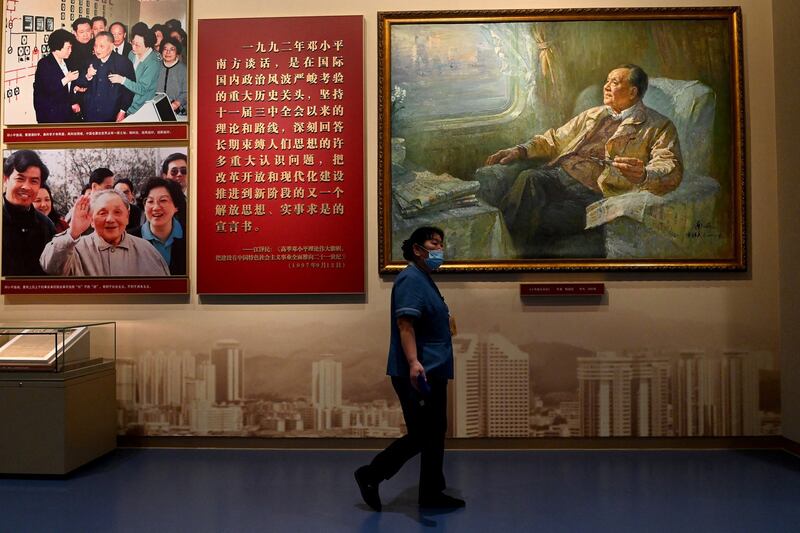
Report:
0,322,115,372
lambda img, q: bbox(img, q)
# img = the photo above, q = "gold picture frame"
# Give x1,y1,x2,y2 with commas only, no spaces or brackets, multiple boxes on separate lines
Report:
378,7,745,272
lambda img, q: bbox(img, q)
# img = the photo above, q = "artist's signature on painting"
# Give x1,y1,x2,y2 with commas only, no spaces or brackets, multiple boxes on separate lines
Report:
686,221,723,239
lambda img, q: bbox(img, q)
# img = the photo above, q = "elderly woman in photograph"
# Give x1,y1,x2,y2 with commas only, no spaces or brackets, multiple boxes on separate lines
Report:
157,37,187,114
108,27,160,117
40,189,169,276
130,177,186,275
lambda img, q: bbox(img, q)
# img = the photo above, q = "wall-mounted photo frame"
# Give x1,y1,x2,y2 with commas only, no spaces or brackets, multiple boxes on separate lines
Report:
378,7,745,272
1,147,189,294
2,1,189,143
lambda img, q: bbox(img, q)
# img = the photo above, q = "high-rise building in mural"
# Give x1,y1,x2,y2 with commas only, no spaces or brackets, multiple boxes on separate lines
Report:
577,351,671,437
484,334,530,437
452,335,483,437
673,350,773,436
137,350,168,407
312,357,343,430
211,340,244,403
452,333,529,437
741,350,775,435
117,359,136,409
673,350,703,436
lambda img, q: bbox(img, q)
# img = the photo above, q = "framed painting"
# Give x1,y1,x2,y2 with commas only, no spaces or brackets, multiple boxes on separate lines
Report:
378,7,745,272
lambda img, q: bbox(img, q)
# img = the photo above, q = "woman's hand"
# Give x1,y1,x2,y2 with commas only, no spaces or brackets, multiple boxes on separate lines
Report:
108,73,125,85
397,316,425,389
409,360,425,390
64,70,79,84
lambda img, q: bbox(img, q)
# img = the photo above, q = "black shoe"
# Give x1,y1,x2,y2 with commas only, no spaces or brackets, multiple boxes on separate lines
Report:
418,492,466,508
355,466,382,511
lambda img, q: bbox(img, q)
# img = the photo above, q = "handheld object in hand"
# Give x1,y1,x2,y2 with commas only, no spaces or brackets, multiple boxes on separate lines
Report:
417,374,431,396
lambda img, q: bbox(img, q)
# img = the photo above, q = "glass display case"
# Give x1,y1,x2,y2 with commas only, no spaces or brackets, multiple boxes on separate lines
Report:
0,322,115,372
0,322,117,474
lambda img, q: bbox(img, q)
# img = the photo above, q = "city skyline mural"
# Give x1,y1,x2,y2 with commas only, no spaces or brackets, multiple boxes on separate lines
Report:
115,326,780,438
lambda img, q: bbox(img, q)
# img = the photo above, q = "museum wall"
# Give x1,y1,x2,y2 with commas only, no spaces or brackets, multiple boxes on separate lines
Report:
0,0,787,440
774,0,800,445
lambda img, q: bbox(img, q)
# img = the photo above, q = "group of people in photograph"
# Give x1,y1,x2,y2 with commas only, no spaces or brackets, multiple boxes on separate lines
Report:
2,150,188,278
33,15,188,123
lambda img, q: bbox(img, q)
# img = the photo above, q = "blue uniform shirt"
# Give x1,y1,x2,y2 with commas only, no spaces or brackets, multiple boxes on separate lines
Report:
387,264,454,379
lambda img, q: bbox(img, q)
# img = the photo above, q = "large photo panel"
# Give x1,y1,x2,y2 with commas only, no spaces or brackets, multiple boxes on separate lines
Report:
1,146,189,294
2,0,188,142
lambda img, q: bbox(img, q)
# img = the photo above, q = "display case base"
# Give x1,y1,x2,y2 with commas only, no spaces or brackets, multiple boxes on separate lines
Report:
0,362,116,475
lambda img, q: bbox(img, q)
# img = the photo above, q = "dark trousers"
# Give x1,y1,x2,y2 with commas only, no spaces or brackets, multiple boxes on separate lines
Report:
367,376,448,497
501,167,604,257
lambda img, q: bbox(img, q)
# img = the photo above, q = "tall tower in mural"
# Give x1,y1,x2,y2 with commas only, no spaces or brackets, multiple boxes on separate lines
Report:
312,357,343,430
452,334,483,437
484,334,530,437
117,359,136,409
740,350,775,435
673,350,773,436
452,333,529,437
211,340,244,403
673,350,704,436
577,351,671,437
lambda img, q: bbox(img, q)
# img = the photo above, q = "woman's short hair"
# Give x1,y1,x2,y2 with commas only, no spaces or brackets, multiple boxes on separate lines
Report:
401,226,444,261
159,36,182,56
141,177,186,213
48,29,76,53
131,23,156,49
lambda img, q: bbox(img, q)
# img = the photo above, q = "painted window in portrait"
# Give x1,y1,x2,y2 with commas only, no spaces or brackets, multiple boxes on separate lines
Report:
2,0,189,143
1,147,189,294
378,8,746,272
391,24,522,124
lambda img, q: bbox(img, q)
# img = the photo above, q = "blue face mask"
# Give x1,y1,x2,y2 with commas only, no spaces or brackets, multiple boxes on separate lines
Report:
425,249,444,270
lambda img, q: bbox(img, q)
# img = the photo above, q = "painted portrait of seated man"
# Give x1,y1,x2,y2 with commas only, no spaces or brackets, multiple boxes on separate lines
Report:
481,64,682,257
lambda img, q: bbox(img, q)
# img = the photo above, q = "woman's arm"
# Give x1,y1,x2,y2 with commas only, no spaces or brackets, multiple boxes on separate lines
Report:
397,316,425,388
